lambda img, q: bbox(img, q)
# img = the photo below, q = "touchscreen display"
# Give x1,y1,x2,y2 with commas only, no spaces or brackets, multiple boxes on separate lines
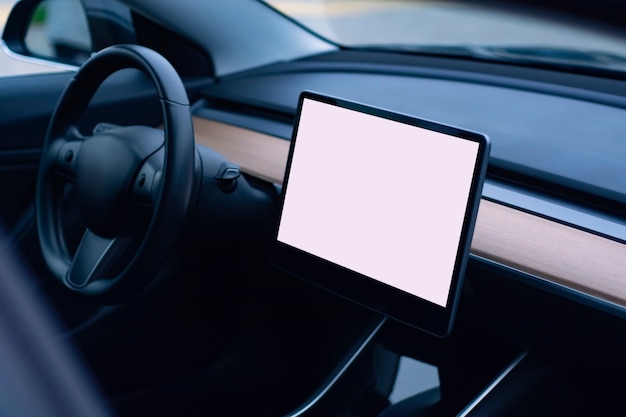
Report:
272,92,489,336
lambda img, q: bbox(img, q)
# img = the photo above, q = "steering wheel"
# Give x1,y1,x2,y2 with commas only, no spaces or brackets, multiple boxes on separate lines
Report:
36,45,196,303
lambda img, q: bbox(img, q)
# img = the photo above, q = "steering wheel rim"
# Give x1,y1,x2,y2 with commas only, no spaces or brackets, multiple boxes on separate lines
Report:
36,44,196,303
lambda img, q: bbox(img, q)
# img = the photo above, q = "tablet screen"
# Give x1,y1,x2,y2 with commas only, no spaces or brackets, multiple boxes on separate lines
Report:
272,92,489,336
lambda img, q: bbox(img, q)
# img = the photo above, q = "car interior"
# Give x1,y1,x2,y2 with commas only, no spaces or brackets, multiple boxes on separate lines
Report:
2,0,626,416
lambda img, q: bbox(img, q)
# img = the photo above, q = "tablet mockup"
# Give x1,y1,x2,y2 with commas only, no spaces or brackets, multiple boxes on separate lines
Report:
271,91,490,337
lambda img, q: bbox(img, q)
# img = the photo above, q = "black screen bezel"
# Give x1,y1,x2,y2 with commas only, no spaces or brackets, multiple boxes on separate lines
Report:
271,91,490,337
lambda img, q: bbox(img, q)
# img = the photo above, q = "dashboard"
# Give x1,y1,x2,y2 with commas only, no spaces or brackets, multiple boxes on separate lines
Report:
191,52,626,319
194,111,626,310
183,59,626,413
187,55,626,413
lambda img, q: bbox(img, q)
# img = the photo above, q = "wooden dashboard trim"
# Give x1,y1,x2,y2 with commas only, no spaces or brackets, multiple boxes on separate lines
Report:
193,117,626,308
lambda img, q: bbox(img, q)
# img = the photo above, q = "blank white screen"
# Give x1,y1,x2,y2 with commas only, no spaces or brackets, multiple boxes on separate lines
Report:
277,98,480,307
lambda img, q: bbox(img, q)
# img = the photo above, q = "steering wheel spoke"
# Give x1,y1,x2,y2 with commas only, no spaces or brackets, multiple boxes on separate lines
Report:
131,148,164,206
67,230,119,288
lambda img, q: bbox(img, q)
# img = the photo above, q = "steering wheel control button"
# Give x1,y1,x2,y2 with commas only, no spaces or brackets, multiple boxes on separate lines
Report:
134,165,157,204
55,141,82,178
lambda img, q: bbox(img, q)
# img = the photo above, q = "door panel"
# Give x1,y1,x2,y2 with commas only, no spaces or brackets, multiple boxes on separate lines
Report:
0,72,72,228
0,69,165,232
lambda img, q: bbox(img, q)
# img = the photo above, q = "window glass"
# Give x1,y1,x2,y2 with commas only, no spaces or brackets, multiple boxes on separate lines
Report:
264,0,626,73
24,0,92,63
0,0,71,76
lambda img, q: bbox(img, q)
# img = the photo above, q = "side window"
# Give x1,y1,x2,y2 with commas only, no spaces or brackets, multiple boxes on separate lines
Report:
1,0,135,78
1,0,91,77
25,0,91,63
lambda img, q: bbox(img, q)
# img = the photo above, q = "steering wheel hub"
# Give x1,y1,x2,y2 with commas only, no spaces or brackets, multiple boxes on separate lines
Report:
75,133,140,237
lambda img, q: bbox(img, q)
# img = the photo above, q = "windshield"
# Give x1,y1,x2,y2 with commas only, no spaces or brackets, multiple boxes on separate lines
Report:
263,0,626,73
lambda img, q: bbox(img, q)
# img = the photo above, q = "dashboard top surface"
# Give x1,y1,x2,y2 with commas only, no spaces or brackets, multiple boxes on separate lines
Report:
205,62,626,208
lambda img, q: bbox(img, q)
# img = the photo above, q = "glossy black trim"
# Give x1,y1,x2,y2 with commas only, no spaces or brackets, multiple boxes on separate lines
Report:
284,317,387,417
